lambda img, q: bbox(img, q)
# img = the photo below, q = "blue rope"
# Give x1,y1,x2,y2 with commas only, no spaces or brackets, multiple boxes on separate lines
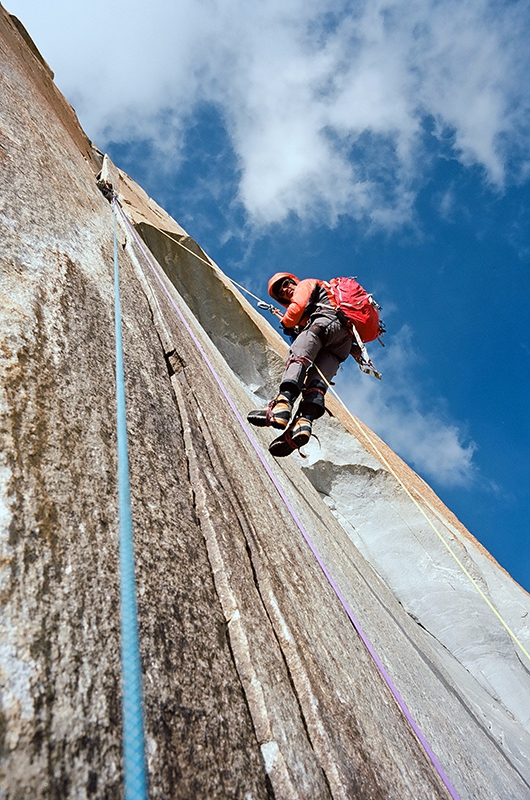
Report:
113,199,148,800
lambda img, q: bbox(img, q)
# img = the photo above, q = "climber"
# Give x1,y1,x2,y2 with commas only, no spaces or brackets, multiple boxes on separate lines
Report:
247,272,356,456
96,178,115,202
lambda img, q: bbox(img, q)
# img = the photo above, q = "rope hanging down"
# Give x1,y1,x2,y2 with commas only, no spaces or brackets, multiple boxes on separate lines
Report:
147,222,529,665
321,374,530,663
112,199,148,800
114,200,461,800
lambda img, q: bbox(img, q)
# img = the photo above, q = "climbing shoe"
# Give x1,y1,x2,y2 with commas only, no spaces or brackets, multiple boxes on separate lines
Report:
268,416,312,458
247,393,293,429
268,428,297,457
289,416,312,448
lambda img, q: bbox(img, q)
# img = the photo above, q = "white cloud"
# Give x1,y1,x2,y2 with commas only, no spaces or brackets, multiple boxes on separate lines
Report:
334,326,477,487
8,0,530,226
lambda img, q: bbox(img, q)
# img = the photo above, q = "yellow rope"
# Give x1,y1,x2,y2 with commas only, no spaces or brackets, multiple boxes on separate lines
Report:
134,223,279,308
132,212,530,662
319,370,530,662
140,224,225,272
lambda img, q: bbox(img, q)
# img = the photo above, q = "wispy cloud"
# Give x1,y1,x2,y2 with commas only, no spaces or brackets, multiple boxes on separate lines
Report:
10,0,530,228
335,326,477,487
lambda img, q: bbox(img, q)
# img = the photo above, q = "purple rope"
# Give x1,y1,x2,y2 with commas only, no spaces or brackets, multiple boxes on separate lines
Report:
116,202,460,800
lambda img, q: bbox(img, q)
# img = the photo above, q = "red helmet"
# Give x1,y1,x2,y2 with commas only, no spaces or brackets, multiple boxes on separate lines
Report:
268,272,299,305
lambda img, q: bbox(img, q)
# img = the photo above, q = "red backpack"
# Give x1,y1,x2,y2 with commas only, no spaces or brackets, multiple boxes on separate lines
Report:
323,277,382,343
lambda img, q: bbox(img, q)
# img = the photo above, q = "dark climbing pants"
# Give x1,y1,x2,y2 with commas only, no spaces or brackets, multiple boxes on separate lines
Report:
280,316,352,418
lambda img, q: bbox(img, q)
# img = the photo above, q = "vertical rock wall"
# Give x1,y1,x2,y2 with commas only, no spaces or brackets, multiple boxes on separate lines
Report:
1,6,530,800
0,9,268,797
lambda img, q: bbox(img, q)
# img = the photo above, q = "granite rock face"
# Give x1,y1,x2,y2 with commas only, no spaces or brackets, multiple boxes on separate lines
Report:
1,6,530,799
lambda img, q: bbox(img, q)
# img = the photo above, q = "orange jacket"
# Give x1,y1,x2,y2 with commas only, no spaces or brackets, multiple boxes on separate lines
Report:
281,278,324,328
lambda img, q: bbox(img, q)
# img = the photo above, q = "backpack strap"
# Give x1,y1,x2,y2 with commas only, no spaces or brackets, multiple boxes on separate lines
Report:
321,280,337,308
311,280,339,318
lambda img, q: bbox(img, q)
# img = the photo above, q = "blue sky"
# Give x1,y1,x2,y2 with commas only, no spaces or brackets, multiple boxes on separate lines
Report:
8,0,530,591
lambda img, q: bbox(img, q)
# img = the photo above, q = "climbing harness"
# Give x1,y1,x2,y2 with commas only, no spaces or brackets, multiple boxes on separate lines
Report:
112,194,529,665
134,222,382,376
114,196,529,665
112,199,148,800
113,198,461,800
229,278,530,661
